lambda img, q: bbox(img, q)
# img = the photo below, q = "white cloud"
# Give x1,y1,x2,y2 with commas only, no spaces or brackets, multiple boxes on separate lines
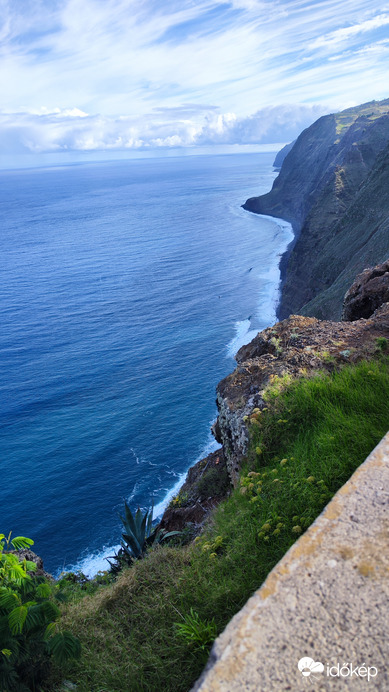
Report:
26,106,89,117
0,0,388,162
196,104,329,144
0,1,387,114
0,103,330,154
310,13,389,50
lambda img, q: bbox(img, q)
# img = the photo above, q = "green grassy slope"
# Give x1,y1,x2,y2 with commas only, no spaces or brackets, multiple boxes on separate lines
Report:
51,355,389,692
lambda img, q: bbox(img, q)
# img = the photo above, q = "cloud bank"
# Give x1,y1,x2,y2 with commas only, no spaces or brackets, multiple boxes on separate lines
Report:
0,0,388,162
0,104,329,155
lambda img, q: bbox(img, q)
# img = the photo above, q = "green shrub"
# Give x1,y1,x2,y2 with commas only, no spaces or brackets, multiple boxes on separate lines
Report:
169,490,189,508
174,608,217,652
195,466,230,500
0,532,80,691
376,336,388,352
56,570,115,601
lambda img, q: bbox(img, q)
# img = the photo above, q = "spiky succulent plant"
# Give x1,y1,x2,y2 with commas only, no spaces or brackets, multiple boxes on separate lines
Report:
112,502,181,569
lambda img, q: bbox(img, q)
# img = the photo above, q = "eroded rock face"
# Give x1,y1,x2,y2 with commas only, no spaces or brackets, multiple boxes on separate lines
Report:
159,449,231,533
342,259,389,321
215,305,389,483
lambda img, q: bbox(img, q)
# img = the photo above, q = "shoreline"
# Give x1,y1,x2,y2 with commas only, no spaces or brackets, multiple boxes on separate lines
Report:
67,210,294,578
157,211,294,539
276,220,300,321
60,177,294,579
240,206,298,322
240,208,295,322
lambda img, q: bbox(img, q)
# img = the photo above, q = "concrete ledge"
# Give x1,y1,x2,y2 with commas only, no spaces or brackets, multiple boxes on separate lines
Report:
192,433,389,691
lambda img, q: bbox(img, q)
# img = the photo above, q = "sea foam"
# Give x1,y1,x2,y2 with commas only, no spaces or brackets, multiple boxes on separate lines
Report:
1,153,294,576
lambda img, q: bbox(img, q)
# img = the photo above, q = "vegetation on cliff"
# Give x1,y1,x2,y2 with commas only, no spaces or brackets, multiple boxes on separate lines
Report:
0,533,80,691
215,299,389,482
46,353,389,692
243,98,389,320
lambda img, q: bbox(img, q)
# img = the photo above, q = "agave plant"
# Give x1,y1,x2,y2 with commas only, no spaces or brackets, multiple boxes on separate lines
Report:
112,502,181,569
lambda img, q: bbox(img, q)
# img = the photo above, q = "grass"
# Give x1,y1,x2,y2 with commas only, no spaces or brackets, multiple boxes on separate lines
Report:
50,356,389,692
334,99,389,136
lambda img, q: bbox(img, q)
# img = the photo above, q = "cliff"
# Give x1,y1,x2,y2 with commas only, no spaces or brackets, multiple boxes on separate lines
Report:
161,101,389,519
243,99,389,320
60,115,389,688
214,301,389,483
272,140,295,169
160,261,389,522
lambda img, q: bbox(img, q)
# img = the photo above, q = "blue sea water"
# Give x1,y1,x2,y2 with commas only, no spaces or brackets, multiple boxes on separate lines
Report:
0,152,292,575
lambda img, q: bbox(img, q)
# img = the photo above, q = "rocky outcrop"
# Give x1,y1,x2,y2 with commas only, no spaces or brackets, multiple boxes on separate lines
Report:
243,99,389,321
12,549,52,580
159,449,231,533
160,260,389,533
215,303,389,483
343,259,389,321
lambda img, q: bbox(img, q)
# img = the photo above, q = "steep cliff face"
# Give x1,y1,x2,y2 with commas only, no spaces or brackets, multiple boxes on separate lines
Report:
273,140,295,170
243,99,389,320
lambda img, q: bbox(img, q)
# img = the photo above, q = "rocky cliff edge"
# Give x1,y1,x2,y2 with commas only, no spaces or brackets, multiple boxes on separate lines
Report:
215,301,389,484
161,263,389,528
243,99,389,321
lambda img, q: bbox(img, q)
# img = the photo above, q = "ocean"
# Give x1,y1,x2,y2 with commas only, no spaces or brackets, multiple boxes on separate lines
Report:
0,152,293,576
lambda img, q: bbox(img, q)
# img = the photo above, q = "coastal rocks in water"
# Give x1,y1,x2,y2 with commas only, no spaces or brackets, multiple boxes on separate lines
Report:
342,259,389,321
159,449,231,533
214,304,389,484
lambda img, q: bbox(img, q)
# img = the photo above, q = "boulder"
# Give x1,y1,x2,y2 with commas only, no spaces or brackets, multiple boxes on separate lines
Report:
342,259,389,321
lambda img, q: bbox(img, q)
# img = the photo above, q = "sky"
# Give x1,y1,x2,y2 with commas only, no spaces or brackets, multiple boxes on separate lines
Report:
0,0,388,166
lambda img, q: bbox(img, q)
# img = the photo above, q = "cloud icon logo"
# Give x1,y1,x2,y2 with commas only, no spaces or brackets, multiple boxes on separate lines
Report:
298,657,324,677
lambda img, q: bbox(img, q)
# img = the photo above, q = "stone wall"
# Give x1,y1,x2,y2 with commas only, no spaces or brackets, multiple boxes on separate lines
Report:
192,432,389,691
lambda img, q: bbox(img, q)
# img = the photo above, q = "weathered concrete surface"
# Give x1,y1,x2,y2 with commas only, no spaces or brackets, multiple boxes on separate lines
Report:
192,433,389,691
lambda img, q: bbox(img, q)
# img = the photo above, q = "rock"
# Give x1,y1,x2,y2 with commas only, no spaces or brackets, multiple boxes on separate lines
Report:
60,682,78,691
211,418,222,444
159,501,221,533
213,305,389,483
342,259,389,320
159,449,231,533
11,549,53,580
